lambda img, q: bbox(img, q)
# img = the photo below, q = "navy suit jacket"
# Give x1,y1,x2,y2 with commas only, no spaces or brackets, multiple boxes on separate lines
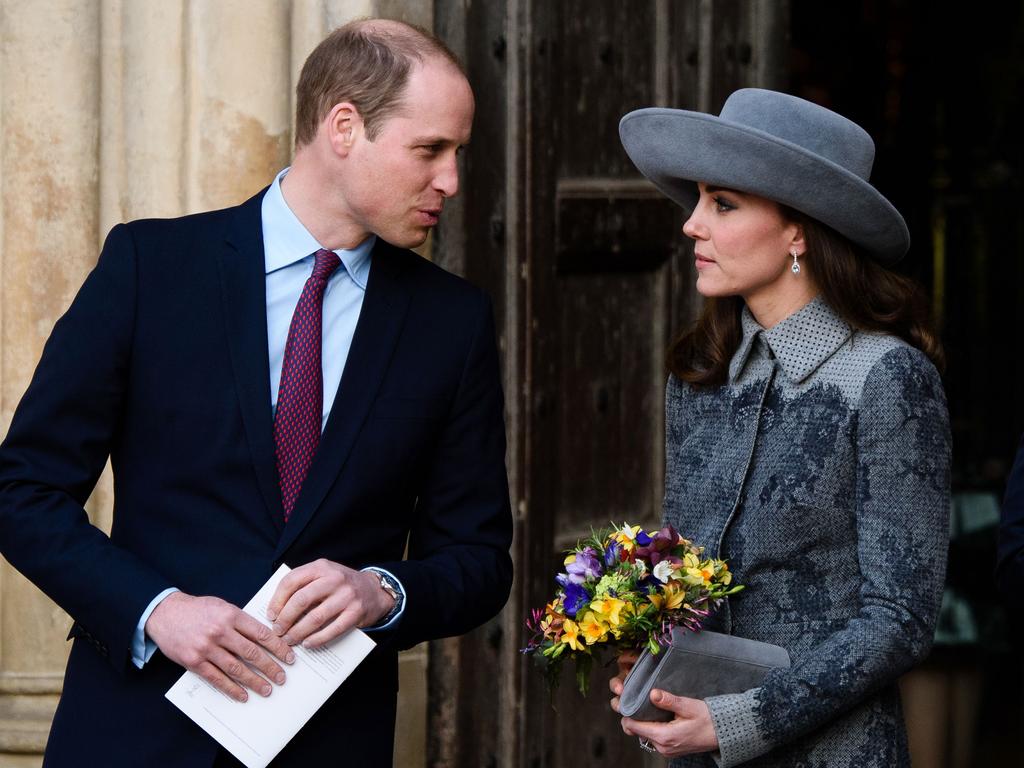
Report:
998,433,1024,604
0,189,513,767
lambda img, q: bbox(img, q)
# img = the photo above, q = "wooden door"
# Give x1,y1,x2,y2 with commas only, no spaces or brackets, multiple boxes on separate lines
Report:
430,2,788,766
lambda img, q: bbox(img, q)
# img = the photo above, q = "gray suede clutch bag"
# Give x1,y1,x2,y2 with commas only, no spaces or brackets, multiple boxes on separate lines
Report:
619,628,791,722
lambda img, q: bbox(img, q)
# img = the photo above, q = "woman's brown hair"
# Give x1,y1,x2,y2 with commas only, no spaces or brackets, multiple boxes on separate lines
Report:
667,208,944,388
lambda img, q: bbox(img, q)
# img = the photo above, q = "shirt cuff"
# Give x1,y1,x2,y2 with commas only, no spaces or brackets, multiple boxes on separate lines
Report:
132,587,179,669
360,567,406,632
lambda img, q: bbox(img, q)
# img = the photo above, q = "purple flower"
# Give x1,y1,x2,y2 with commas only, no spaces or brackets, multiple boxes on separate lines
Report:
639,574,661,594
603,540,621,567
563,582,589,618
565,548,602,584
635,525,681,564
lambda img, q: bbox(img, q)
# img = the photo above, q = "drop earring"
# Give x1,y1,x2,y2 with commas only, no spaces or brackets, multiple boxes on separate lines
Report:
790,249,801,275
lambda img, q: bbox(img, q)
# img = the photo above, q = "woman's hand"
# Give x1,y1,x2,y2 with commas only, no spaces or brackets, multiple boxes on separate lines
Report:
608,649,640,713
609,671,719,758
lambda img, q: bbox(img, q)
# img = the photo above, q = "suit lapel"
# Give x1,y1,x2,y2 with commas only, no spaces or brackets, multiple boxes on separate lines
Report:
218,188,287,534
274,240,412,558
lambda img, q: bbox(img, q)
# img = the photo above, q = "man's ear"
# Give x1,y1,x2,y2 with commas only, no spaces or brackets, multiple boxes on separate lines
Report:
325,102,362,157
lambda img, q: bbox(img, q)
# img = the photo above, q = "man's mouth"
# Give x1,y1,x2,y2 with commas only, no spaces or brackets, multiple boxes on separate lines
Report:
419,208,442,226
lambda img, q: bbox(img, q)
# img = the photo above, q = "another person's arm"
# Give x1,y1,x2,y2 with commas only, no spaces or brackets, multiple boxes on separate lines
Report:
997,433,1024,600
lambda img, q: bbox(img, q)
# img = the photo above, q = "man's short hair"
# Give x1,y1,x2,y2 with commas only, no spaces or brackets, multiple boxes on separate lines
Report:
294,19,464,146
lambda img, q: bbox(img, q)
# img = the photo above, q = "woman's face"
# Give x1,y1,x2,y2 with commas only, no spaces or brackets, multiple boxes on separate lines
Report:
682,183,805,310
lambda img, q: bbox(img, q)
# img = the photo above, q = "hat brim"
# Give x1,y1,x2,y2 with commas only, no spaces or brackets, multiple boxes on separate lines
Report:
619,108,910,263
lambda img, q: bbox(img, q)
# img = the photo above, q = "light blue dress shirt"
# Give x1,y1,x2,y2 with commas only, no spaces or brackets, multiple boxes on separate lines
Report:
131,169,404,668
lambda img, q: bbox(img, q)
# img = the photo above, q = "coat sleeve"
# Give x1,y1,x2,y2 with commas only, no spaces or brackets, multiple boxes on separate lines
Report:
0,224,174,672
371,291,513,650
704,346,951,766
997,433,1024,600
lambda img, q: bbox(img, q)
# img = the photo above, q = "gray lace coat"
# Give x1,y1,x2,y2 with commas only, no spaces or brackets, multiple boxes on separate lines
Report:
663,298,950,768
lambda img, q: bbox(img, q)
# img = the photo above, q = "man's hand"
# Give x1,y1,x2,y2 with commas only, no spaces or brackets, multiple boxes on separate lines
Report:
145,592,295,703
266,559,394,649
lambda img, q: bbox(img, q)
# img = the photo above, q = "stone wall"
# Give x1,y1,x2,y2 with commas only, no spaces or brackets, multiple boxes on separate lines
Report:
0,2,432,765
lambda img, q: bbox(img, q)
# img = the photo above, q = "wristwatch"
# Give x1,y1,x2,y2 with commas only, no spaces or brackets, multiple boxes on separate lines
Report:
368,568,404,624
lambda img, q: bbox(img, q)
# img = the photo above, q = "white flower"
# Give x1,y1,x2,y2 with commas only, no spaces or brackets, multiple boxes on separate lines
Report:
653,560,675,583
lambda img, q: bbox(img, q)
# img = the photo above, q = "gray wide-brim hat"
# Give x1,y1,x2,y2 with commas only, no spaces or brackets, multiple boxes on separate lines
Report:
619,88,909,263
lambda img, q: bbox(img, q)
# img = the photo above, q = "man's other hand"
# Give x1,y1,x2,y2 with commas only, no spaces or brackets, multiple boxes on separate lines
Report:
265,559,394,648
145,592,295,703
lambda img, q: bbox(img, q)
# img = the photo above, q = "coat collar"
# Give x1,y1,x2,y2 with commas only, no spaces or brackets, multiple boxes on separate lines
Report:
728,296,853,385
217,188,414,547
219,187,285,534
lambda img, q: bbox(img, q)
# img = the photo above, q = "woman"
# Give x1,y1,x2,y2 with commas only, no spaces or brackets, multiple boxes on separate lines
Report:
608,89,951,767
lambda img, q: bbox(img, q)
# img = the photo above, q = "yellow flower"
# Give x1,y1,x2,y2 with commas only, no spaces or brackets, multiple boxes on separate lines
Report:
718,563,733,585
683,567,711,586
590,597,627,628
578,612,608,645
681,554,714,586
649,583,686,611
560,619,584,651
610,524,643,551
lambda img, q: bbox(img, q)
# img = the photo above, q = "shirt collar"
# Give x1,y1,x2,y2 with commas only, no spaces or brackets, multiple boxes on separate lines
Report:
261,168,374,289
729,296,853,384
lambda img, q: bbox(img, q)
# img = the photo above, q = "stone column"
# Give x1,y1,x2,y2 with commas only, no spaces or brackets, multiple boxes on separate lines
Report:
0,1,101,763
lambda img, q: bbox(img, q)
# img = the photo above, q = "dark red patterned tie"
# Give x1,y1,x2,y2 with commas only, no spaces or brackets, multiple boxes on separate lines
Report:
274,249,341,521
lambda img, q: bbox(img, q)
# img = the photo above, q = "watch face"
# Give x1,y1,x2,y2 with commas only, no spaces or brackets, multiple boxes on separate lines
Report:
378,573,402,604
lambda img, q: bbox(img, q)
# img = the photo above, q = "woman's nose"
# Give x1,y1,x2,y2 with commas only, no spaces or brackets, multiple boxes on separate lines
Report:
682,212,704,240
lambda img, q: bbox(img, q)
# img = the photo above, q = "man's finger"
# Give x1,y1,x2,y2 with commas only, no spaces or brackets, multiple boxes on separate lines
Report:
288,590,358,646
235,612,295,665
195,660,249,703
271,578,342,636
300,605,362,649
266,566,320,621
223,634,287,687
209,647,274,697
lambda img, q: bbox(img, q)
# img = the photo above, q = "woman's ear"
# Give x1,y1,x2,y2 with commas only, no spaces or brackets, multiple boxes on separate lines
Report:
788,222,807,257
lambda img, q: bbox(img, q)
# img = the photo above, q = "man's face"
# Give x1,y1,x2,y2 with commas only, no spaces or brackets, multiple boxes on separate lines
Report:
342,59,474,248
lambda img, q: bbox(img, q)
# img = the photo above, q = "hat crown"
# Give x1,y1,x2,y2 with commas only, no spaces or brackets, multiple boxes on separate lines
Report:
720,89,875,181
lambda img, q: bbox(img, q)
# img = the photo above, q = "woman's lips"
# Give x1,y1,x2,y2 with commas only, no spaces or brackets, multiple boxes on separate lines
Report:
695,252,716,269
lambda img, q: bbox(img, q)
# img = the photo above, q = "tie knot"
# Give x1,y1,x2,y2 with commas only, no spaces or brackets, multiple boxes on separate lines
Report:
311,248,341,282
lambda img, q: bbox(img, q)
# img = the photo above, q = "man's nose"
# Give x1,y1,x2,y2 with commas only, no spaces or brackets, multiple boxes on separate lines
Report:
434,155,460,198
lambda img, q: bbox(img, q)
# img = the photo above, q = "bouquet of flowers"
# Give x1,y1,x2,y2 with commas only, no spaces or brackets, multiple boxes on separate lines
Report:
522,523,742,694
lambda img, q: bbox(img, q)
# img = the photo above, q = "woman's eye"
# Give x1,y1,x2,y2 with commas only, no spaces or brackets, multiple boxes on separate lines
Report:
712,196,735,212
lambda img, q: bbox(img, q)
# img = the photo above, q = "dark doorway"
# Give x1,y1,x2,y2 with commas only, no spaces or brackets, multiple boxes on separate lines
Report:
790,1,1024,765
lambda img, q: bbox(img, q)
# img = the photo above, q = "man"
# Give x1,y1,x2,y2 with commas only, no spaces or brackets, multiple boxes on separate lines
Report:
0,19,512,767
